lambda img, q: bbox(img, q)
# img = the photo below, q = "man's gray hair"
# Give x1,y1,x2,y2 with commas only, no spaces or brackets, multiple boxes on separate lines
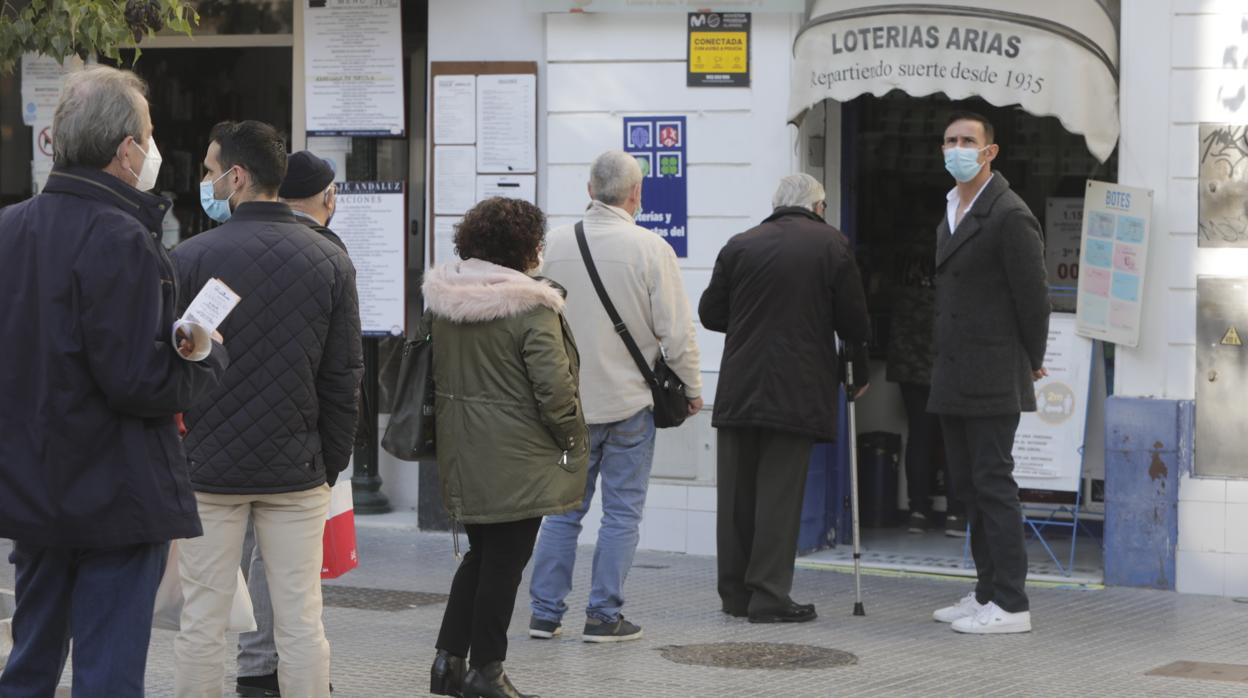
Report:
53,66,149,168
771,173,826,211
589,150,643,206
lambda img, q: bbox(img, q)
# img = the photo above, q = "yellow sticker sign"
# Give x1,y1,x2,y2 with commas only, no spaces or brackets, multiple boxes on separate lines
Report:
687,12,750,87
690,32,748,73
1221,326,1242,346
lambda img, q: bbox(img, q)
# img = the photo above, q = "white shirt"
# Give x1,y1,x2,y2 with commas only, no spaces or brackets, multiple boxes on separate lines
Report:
946,173,995,234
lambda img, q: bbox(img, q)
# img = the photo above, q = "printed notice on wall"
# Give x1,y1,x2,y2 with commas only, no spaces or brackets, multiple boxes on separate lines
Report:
1014,314,1092,493
304,0,405,137
476,175,537,205
432,216,462,266
1045,198,1083,313
687,12,750,87
22,53,82,193
1075,181,1152,347
476,75,536,173
433,146,477,215
333,181,406,336
433,75,476,145
623,116,688,258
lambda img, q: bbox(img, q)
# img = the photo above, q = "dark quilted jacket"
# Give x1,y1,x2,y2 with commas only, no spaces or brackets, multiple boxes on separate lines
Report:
173,201,364,493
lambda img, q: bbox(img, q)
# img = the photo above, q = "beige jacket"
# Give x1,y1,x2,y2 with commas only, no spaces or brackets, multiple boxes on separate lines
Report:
543,201,702,424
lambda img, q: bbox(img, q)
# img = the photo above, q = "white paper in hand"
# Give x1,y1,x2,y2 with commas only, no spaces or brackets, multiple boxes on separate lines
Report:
183,278,241,331
174,278,241,361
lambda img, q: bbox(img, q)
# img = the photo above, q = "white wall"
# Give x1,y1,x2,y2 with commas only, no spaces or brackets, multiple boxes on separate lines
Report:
1120,0,1248,596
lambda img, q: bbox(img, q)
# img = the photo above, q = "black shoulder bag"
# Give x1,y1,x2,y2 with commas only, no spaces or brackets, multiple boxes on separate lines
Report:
575,221,689,429
381,319,436,461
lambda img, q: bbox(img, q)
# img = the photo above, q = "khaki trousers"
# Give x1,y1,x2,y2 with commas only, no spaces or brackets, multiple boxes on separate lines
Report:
174,486,331,698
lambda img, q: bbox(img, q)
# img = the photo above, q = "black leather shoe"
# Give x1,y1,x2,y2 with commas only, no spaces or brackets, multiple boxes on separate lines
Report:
721,605,748,618
462,661,539,698
236,673,280,697
748,602,818,624
430,649,467,697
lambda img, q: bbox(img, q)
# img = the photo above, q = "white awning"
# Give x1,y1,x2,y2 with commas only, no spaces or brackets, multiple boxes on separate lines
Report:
790,0,1119,161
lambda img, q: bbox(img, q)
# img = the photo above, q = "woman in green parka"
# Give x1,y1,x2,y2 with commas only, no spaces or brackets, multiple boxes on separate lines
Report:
425,197,589,698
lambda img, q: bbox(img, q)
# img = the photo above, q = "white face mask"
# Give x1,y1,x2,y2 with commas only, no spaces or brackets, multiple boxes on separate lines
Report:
127,138,162,192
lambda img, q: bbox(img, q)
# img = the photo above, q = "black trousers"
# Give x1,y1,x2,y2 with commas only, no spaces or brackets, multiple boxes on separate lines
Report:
900,383,963,518
436,517,542,666
940,414,1029,612
716,426,815,615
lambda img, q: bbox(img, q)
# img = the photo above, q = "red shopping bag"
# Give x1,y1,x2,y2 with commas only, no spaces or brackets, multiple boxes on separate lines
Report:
322,479,358,579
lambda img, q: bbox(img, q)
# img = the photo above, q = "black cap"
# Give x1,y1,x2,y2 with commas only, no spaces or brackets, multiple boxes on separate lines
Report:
279,151,335,199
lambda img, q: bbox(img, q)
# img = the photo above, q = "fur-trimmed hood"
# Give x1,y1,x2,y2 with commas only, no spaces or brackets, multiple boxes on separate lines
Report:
423,258,566,323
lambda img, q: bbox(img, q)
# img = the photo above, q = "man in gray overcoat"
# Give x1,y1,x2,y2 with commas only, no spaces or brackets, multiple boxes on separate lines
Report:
927,112,1050,635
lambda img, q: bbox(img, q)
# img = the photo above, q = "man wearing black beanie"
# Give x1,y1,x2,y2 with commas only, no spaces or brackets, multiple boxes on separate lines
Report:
278,150,346,252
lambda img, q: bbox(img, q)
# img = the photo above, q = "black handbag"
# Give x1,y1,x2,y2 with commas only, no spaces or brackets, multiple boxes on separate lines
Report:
575,221,689,429
381,327,436,461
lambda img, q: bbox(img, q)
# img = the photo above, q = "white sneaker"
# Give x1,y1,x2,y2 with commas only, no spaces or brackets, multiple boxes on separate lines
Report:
932,592,985,623
951,601,1032,634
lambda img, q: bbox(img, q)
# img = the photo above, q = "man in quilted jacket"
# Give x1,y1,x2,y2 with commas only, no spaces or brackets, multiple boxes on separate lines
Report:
171,120,363,698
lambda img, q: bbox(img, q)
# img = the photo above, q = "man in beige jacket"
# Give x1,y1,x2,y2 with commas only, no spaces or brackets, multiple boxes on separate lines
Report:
528,150,702,643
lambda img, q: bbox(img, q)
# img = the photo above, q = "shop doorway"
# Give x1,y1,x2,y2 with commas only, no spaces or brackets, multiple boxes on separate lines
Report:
799,92,1115,583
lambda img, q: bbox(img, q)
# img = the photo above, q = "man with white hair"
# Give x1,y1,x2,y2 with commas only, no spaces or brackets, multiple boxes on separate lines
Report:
528,150,703,643
699,173,871,624
0,66,227,696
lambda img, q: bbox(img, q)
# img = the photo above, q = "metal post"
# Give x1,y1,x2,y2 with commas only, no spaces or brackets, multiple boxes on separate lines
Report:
351,337,391,514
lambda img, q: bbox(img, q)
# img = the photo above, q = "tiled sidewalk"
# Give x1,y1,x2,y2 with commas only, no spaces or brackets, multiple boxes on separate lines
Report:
3,527,1246,697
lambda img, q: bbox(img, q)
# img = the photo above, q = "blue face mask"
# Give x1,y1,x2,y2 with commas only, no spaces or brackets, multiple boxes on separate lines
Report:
943,146,987,183
200,168,237,223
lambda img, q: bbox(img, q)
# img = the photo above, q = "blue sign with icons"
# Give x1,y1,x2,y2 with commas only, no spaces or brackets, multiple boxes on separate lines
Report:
623,116,687,257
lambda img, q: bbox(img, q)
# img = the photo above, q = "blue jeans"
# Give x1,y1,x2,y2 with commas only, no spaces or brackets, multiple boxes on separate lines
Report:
529,409,656,624
0,541,167,698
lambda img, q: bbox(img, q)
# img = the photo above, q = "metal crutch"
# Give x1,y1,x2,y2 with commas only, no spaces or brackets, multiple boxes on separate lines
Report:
843,343,866,617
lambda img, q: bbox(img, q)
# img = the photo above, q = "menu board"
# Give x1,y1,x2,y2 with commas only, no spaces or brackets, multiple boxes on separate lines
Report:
476,75,536,173
304,0,405,136
433,75,475,145
428,64,539,264
333,181,406,336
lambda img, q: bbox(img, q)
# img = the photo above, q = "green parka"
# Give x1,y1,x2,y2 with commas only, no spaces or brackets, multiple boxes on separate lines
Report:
422,258,589,524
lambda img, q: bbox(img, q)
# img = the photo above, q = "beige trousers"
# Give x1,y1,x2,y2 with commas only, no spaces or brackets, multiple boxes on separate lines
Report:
174,486,331,698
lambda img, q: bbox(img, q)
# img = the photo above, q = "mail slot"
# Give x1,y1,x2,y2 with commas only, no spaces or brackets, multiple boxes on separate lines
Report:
1195,276,1248,477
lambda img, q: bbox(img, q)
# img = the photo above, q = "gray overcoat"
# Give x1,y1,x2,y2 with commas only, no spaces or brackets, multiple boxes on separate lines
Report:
927,173,1051,416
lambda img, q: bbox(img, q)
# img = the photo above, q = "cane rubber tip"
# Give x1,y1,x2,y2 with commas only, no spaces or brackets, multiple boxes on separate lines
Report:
852,602,866,616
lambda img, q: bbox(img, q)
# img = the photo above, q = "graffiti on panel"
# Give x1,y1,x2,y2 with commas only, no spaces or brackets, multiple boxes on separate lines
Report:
1217,16,1248,113
1198,124,1248,247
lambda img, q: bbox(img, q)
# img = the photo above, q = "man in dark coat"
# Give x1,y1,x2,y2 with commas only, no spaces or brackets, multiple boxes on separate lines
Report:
233,149,350,697
699,173,871,624
0,66,228,697
171,121,363,697
928,112,1050,635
